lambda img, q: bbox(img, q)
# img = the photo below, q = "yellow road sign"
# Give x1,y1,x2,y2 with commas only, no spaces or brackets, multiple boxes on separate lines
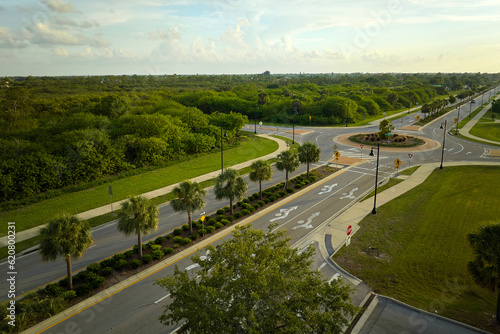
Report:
394,158,402,166
416,115,420,121
200,215,205,222
454,118,458,123
334,151,341,159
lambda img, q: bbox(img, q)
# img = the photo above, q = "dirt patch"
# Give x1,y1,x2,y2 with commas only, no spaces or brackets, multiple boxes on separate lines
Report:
488,149,500,157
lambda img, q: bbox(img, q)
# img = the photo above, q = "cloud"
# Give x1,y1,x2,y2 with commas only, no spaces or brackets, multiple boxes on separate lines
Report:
42,0,76,13
0,27,28,49
53,15,98,29
148,28,180,40
221,21,247,46
23,21,110,47
54,47,68,56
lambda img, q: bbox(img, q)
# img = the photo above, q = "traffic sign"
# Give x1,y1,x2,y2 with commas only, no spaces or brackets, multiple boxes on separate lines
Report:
346,235,351,246
394,158,402,166
334,151,341,159
200,215,205,222
346,225,352,236
416,115,420,121
408,154,413,159
360,144,364,149
454,118,458,123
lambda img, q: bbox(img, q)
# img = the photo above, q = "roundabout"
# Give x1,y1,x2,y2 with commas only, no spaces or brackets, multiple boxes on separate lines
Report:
334,132,441,152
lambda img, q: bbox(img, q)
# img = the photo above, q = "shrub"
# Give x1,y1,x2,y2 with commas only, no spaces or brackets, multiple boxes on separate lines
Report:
181,224,189,231
181,238,192,245
206,226,216,233
243,198,250,203
44,284,63,297
189,233,199,241
309,175,318,181
173,243,179,248
163,247,174,255
112,253,126,261
150,244,162,251
198,228,207,236
87,262,101,273
303,179,310,185
248,206,255,212
62,290,77,301
173,228,182,236
85,272,105,289
237,201,243,207
223,206,230,212
100,258,115,268
75,283,93,297
216,208,225,215
215,222,224,229
124,250,135,259
268,196,277,202
113,259,128,271
263,198,270,203
258,200,265,206
141,254,153,264
193,221,201,228
286,188,295,193
253,203,260,209
220,219,230,226
100,267,112,276
242,203,252,210
251,193,260,200
278,191,287,197
216,215,226,221
165,234,171,239
146,241,155,248
154,236,166,244
226,215,234,222
208,218,216,225
173,236,184,244
240,209,250,215
295,183,303,189
129,259,143,269
234,212,243,218
152,250,164,260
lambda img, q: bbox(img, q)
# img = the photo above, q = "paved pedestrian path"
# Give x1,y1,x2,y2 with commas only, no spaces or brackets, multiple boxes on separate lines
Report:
0,134,288,247
459,102,500,145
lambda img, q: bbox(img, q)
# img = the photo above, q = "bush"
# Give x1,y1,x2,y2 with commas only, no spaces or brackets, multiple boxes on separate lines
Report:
208,218,216,225
220,219,230,226
295,183,303,189
150,244,162,251
240,209,250,215
242,203,252,210
189,233,199,241
268,196,277,202
215,222,224,229
248,206,255,212
258,200,265,206
181,238,192,245
182,224,189,231
223,206,230,212
142,254,153,264
44,284,63,297
124,250,135,259
216,215,226,221
85,272,105,289
62,290,77,301
252,193,260,200
216,208,225,215
173,228,182,236
278,191,287,197
193,221,201,228
112,253,126,261
253,203,260,209
100,267,112,276
165,234,171,239
263,198,270,204
286,188,295,193
237,201,243,207
243,198,250,203
87,262,101,273
226,215,234,222
113,259,128,271
154,236,166,244
206,226,216,233
303,179,310,185
163,247,174,255
234,212,243,218
173,236,184,244
129,259,143,269
309,175,318,181
75,283,93,297
151,250,164,260
198,228,207,235
173,243,179,248
100,258,115,268
146,241,155,248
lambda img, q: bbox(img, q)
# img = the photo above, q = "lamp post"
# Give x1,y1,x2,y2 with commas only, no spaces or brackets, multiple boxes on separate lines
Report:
345,101,350,127
440,120,447,169
292,109,298,144
455,106,460,135
220,126,227,173
369,143,380,214
255,105,258,134
469,98,472,117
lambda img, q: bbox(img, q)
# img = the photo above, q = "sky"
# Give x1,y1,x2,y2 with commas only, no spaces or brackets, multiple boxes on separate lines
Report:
0,0,500,76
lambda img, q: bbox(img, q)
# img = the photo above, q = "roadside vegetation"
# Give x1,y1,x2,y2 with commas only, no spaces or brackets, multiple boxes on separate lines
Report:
334,166,500,333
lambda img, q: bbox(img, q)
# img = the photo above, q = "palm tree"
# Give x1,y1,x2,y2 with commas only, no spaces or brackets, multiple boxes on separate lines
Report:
39,214,93,290
171,181,207,234
249,160,273,200
467,224,500,324
276,149,300,189
117,196,159,258
298,142,321,178
214,168,248,215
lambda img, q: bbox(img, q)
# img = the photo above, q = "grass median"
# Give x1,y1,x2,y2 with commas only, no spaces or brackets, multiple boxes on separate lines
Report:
0,133,278,237
334,165,500,333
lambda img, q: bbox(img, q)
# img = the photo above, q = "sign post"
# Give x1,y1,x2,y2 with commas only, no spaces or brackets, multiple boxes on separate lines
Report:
108,185,113,212
346,225,352,257
360,144,364,159
334,151,341,169
394,158,402,173
408,153,413,170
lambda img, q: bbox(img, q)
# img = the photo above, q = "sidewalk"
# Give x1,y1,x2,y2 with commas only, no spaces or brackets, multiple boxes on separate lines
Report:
0,134,288,247
459,102,500,145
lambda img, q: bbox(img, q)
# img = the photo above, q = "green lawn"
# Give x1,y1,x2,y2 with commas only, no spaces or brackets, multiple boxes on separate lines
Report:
470,122,500,143
0,134,278,236
334,166,500,333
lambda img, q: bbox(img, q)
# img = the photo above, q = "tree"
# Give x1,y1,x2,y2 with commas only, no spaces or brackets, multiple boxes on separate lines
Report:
298,142,321,178
378,119,394,140
249,160,273,200
467,224,500,324
171,181,207,234
117,196,159,258
39,214,93,290
276,149,300,189
156,224,356,333
214,168,248,215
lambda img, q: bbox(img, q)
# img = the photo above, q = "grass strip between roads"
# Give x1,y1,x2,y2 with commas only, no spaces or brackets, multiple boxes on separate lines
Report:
334,165,500,333
0,133,278,237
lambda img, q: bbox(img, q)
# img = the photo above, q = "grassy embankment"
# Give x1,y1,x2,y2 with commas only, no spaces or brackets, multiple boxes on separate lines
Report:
334,166,500,333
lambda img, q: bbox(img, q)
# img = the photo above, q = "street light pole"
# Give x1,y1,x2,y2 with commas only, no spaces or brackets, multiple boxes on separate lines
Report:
440,120,447,169
455,106,460,135
371,143,380,215
469,99,472,117
255,105,258,134
220,126,227,173
292,114,295,144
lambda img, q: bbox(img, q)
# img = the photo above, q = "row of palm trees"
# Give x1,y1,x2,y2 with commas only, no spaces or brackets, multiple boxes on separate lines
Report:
420,99,449,118
39,142,322,291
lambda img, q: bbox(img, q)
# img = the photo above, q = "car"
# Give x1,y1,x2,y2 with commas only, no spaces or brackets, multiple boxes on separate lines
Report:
471,99,476,103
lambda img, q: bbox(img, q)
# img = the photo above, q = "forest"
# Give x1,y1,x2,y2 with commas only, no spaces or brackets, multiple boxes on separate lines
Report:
1,72,498,203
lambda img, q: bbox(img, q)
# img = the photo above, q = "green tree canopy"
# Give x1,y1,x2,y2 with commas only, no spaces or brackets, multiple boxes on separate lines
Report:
171,181,207,233
298,142,321,178
467,223,500,324
276,149,300,189
214,168,248,215
117,196,159,257
39,214,93,290
156,224,356,333
249,160,273,200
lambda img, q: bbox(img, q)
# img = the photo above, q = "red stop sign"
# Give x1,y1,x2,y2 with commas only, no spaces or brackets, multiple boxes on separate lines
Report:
347,225,352,236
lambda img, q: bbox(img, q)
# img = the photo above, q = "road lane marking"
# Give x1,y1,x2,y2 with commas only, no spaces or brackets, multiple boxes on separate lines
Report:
318,262,327,271
154,293,171,304
292,212,320,230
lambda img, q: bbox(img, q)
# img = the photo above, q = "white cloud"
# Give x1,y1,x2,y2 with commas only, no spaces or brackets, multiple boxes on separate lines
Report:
54,47,68,56
42,0,76,13
148,28,180,40
0,27,28,49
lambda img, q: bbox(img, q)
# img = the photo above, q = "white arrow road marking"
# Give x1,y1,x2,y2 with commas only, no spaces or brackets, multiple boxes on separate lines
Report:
154,293,171,304
340,187,358,199
269,206,298,222
292,212,320,230
318,183,338,195
348,148,359,152
185,250,210,271
466,152,472,155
